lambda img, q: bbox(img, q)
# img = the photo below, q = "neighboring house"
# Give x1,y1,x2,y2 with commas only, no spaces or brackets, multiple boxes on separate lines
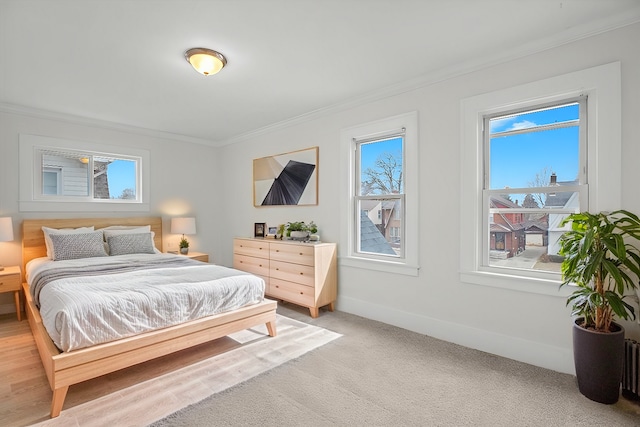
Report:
360,199,402,249
42,152,111,198
489,196,526,258
522,219,549,246
359,211,396,255
545,179,580,256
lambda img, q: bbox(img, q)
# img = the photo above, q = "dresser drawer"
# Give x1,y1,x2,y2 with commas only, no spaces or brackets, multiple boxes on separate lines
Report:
270,260,315,287
268,278,314,307
234,239,269,258
233,254,269,277
270,242,315,266
0,273,21,292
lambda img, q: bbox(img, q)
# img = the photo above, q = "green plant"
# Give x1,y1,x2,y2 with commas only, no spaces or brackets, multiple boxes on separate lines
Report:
559,210,640,332
179,237,189,249
285,221,318,236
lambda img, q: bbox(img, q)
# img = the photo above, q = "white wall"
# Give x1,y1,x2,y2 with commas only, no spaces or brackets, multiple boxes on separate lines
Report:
0,111,223,313
218,23,640,374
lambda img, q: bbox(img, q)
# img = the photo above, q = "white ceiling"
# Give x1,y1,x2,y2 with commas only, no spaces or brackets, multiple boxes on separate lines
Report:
1,0,640,147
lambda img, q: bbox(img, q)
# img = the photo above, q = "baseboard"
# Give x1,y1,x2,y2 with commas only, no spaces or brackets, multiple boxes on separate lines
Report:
337,296,575,375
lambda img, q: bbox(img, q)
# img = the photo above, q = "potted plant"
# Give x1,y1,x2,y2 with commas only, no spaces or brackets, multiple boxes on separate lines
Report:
179,236,190,254
558,210,640,404
285,221,317,240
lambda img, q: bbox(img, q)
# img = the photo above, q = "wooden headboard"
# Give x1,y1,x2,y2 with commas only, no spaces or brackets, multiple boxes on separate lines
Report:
22,217,163,271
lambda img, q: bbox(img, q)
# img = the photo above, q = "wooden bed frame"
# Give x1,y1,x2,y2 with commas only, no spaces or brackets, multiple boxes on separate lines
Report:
21,217,277,418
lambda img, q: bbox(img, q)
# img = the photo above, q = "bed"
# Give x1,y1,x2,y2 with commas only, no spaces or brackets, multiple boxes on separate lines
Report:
21,217,277,418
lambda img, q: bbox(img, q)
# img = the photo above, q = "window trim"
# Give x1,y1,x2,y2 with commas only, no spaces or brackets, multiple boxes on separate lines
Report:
460,62,621,295
19,134,150,212
340,111,419,276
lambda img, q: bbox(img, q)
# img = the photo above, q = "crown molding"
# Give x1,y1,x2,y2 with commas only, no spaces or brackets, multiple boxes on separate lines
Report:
0,103,219,148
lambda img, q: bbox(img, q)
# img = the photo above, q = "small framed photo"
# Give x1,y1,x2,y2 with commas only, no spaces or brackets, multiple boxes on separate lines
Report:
254,222,266,238
267,226,278,238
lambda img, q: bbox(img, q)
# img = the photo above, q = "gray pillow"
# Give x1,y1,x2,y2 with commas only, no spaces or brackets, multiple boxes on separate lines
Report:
107,232,156,256
49,231,108,261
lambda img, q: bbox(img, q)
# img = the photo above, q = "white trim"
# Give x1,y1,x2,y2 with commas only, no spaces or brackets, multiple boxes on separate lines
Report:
340,111,419,276
460,62,622,293
337,295,575,374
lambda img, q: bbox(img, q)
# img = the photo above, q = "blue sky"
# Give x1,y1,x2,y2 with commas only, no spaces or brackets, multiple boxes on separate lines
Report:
489,103,579,190
106,159,136,198
360,137,403,190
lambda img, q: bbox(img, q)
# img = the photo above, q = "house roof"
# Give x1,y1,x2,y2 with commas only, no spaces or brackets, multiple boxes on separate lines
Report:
359,211,396,256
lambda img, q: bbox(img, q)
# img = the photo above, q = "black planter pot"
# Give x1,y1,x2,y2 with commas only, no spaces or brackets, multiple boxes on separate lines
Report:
572,318,625,404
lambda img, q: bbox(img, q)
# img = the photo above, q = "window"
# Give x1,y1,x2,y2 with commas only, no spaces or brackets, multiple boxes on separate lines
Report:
484,99,586,274
461,62,621,294
357,135,404,258
340,111,419,276
20,134,150,212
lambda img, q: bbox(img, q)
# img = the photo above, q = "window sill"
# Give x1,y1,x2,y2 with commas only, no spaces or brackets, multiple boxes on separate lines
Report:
460,270,572,297
340,256,419,276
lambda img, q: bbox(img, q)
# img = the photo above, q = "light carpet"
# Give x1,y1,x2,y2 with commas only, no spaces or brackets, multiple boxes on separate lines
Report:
151,303,640,427
31,314,341,427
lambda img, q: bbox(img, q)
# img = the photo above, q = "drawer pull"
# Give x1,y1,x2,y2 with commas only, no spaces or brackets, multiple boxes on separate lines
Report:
259,264,263,267
276,268,279,271
299,272,303,275
299,252,303,255
300,292,304,295
239,261,243,263
276,250,279,252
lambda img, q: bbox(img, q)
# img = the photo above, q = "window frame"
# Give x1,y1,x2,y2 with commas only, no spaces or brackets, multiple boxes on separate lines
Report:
460,62,621,295
340,111,419,276
19,134,150,212
481,97,588,279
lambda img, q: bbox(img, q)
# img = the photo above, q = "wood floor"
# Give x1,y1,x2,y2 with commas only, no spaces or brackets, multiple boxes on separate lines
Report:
0,311,340,427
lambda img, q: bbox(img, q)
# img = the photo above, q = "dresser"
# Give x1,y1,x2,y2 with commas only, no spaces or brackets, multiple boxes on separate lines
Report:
233,238,337,318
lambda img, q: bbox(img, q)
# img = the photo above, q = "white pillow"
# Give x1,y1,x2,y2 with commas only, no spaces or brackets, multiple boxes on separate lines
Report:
49,231,108,261
42,226,95,259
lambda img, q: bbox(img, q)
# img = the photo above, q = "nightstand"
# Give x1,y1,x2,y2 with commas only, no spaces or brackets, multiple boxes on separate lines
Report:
166,251,209,262
0,266,21,321
185,252,209,262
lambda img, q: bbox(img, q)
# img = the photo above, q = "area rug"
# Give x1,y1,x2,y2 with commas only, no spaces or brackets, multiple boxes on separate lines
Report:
31,314,341,427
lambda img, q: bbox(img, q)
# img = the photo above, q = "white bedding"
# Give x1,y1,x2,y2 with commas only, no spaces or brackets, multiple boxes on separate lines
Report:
27,254,265,352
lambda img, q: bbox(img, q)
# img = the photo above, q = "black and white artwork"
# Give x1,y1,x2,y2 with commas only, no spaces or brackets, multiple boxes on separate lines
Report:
253,147,318,206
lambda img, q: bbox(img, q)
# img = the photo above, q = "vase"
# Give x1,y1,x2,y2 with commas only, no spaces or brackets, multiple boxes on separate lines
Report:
290,231,309,240
573,318,625,404
180,247,189,254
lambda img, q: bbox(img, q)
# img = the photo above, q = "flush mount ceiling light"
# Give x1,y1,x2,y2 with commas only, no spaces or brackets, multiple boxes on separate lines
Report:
184,47,227,76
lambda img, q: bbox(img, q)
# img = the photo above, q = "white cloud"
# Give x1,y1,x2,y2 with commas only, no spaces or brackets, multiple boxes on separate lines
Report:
509,120,536,130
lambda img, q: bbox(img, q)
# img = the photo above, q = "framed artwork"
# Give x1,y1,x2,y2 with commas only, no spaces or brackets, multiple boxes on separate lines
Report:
267,226,277,238
253,146,318,207
254,222,266,238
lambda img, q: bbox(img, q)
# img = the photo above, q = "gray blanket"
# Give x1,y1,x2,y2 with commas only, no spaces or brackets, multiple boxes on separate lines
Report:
30,256,203,307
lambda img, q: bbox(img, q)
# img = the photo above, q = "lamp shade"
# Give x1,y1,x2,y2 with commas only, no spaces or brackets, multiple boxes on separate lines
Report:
0,217,14,242
171,217,196,235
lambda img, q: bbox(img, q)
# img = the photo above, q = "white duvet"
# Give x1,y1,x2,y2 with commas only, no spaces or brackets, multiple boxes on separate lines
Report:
26,254,265,352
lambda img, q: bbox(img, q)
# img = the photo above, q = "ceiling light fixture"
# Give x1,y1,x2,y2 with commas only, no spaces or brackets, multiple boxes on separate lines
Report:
184,47,227,76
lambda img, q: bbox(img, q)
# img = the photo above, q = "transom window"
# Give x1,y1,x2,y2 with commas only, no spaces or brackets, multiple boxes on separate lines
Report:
19,134,150,212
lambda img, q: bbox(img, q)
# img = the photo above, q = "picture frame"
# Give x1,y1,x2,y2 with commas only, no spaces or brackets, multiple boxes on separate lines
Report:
267,226,278,238
254,222,266,238
253,146,318,207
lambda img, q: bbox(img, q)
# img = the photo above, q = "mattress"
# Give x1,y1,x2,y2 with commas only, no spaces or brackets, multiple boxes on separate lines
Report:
26,254,265,352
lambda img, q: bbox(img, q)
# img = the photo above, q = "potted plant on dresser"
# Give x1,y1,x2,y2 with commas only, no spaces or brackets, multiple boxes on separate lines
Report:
559,210,640,404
